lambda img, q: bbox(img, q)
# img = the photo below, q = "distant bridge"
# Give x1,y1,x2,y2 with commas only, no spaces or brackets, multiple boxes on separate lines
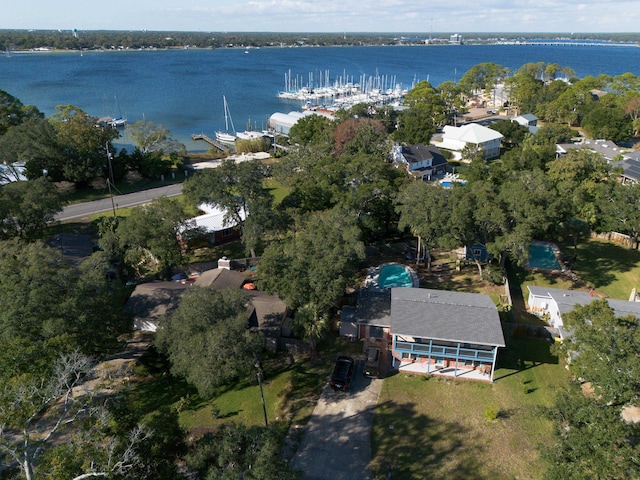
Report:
500,41,638,48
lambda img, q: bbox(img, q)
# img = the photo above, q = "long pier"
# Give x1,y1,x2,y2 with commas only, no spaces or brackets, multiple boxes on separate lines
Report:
191,133,229,152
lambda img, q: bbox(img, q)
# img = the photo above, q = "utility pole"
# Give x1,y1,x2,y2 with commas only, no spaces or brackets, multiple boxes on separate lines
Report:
257,369,268,427
106,143,117,218
254,354,268,427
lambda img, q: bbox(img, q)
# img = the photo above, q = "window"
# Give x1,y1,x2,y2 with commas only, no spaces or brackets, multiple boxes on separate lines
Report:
222,227,234,237
369,326,384,339
473,248,482,258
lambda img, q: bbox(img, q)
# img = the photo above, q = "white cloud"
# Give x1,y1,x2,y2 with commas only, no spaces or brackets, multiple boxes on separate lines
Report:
2,0,640,32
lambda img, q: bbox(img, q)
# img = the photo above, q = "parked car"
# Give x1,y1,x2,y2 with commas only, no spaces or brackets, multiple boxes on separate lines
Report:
363,346,381,378
330,356,355,391
487,109,497,114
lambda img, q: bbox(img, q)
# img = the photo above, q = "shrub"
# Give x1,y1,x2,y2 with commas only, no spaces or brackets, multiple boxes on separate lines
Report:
484,403,500,421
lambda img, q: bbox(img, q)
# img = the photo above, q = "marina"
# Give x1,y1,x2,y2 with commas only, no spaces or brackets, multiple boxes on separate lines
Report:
2,44,640,150
277,68,412,110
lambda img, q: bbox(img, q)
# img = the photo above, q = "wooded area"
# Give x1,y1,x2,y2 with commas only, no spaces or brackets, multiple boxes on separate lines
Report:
2,58,640,478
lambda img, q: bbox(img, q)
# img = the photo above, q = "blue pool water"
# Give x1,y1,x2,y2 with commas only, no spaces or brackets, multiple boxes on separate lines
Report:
378,264,413,288
528,243,562,271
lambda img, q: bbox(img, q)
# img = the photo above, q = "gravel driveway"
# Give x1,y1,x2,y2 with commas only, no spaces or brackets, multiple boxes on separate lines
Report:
292,360,383,480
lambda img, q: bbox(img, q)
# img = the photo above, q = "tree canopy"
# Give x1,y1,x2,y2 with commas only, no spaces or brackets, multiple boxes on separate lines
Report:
49,104,119,185
183,158,274,256
0,177,66,240
546,300,640,478
113,197,189,278
155,287,263,397
258,207,365,312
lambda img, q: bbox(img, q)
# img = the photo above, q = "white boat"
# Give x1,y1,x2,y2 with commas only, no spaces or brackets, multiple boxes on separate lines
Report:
215,96,237,144
236,130,265,141
104,93,127,128
108,116,127,128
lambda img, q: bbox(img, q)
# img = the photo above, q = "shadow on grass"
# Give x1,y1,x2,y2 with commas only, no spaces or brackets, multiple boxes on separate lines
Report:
371,400,495,480
572,239,640,291
280,355,332,427
127,346,203,416
495,336,559,381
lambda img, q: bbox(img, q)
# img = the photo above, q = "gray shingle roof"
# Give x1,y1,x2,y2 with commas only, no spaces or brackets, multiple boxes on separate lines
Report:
391,287,505,347
613,157,640,182
355,290,391,327
528,286,640,318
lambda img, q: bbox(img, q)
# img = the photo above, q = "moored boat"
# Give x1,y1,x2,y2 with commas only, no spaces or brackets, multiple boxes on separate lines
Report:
215,95,237,144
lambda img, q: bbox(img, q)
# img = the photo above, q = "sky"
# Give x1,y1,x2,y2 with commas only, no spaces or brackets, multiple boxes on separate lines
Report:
2,1,640,33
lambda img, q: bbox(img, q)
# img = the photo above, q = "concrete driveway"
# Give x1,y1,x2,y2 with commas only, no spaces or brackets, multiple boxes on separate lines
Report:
292,360,382,480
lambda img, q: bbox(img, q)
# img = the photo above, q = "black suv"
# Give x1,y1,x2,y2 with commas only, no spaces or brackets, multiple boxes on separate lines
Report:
330,356,355,391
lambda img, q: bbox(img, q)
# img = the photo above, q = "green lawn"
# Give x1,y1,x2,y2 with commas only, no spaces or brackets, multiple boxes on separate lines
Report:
569,238,640,299
511,238,640,306
124,336,360,439
264,178,291,205
371,337,567,480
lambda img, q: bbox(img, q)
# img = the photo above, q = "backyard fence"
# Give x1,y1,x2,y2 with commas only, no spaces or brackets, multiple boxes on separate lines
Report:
591,231,633,248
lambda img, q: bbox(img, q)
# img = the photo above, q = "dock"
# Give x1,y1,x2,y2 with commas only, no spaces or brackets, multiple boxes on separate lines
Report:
191,133,229,152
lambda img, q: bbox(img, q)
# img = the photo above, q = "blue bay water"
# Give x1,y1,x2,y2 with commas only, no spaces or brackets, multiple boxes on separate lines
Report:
1,44,639,150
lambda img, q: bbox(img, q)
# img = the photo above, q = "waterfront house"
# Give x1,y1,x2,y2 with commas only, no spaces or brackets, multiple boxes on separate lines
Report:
437,123,503,160
392,143,447,180
526,286,640,339
391,288,505,381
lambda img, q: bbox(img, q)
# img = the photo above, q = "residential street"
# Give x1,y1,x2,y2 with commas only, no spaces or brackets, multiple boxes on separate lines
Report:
55,183,183,221
292,361,382,480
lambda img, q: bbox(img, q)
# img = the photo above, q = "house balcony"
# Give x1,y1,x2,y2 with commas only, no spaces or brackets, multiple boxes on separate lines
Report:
393,340,495,363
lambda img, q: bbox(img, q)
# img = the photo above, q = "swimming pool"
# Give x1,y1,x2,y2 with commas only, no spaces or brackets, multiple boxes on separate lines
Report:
528,243,562,271
378,264,414,288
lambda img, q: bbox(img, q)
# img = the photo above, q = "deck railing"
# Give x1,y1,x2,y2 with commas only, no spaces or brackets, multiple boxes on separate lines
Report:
394,340,495,361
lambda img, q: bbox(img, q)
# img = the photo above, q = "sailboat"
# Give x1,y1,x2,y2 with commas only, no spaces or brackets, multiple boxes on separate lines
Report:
215,96,237,144
108,93,127,128
103,93,127,128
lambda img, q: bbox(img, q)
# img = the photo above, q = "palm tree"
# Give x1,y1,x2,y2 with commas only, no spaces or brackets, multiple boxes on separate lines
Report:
294,302,329,354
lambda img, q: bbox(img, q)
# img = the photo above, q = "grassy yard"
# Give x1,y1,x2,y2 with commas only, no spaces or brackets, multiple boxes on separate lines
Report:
371,337,567,480
264,178,292,205
569,238,640,299
124,336,361,440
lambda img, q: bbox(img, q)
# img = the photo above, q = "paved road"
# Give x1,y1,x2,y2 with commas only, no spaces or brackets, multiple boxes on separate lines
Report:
292,361,382,480
55,183,183,221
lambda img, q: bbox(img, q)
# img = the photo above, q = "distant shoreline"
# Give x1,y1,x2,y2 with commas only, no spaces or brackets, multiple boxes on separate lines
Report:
7,40,638,56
